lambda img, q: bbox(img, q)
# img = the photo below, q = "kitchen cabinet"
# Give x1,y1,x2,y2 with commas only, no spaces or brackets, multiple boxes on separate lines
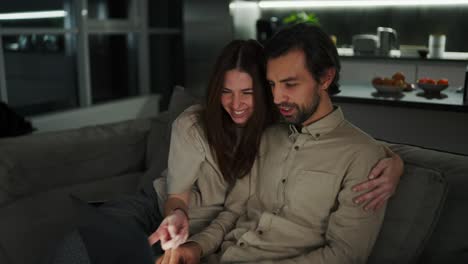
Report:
335,101,468,155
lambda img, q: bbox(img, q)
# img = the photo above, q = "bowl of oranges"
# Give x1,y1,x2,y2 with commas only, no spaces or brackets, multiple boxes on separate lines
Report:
372,72,409,94
417,78,449,94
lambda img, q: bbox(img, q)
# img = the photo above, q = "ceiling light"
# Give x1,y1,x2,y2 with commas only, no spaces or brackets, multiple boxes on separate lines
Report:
258,0,468,9
0,10,67,20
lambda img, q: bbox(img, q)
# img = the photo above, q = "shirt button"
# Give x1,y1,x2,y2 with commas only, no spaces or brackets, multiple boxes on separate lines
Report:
315,133,320,138
239,242,246,247
294,146,299,150
281,179,286,183
257,230,263,235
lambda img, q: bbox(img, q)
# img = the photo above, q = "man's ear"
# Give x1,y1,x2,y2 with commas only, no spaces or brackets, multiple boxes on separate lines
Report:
319,68,336,91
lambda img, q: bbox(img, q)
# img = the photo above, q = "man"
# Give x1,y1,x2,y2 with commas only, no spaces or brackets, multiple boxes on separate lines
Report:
157,23,387,264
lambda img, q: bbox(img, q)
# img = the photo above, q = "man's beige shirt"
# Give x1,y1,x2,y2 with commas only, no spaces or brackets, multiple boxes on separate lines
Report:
190,107,387,263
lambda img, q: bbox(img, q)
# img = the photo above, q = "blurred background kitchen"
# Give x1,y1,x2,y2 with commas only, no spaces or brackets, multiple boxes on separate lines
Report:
0,0,467,154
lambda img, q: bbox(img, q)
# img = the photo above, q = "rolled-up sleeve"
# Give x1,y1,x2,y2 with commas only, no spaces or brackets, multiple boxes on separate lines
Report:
187,173,250,256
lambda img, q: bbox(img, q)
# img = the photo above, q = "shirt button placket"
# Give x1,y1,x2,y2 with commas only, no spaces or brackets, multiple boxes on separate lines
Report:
273,208,281,215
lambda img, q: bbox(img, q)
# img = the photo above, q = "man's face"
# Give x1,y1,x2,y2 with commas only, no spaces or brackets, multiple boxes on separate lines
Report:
267,49,322,126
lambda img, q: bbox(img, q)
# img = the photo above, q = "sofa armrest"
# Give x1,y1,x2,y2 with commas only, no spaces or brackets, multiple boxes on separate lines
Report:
0,119,151,206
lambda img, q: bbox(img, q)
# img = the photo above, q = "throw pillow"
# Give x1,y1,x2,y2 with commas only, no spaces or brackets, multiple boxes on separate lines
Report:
142,86,201,188
367,162,448,264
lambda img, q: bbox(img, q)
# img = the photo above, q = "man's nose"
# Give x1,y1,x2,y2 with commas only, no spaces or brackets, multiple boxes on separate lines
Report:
272,86,285,105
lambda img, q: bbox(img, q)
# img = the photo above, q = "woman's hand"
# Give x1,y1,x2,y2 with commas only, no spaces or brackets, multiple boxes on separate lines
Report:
155,242,202,264
148,209,189,250
352,153,404,211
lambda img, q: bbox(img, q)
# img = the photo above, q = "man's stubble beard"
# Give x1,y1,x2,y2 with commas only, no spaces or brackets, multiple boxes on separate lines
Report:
280,89,321,126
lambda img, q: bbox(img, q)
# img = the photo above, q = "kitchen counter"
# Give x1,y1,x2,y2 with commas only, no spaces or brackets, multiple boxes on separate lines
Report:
337,48,468,62
332,84,467,112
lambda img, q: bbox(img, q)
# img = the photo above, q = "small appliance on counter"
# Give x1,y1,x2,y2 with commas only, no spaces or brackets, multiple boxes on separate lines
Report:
352,34,379,56
428,34,446,59
352,27,399,57
377,27,399,56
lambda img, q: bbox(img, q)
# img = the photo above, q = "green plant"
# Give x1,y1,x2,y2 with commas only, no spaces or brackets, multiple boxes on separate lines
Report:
282,11,320,25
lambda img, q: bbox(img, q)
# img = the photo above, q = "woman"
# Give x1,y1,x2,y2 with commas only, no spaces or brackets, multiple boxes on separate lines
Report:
146,39,278,250
52,39,402,263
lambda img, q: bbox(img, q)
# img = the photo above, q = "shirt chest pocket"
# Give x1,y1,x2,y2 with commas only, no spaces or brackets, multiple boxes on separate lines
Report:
286,171,338,217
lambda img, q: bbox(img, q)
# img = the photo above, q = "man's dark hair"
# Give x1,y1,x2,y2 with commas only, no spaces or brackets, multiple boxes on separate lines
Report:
264,23,341,95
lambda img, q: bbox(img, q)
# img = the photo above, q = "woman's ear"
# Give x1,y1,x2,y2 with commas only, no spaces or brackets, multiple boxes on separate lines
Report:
320,68,336,91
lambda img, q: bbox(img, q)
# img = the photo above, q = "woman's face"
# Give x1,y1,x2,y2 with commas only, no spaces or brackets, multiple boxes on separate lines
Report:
221,69,254,126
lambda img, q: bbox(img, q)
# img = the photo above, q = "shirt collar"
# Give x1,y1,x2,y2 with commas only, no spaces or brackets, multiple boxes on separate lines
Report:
288,106,344,140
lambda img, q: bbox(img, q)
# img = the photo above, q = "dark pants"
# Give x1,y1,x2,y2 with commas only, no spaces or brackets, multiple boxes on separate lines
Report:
50,186,164,264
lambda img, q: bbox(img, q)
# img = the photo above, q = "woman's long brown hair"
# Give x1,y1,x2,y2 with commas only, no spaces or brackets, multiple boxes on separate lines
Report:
201,40,276,184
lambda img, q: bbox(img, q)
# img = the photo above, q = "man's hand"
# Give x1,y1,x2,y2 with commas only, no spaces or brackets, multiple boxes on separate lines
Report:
155,242,202,264
148,209,189,250
352,153,404,211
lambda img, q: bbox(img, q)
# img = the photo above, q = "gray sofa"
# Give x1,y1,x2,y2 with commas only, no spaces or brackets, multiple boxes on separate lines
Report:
0,88,467,264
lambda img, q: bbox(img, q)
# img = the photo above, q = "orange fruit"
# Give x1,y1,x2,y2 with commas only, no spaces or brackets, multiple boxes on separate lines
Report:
372,77,384,85
392,72,406,81
382,78,394,86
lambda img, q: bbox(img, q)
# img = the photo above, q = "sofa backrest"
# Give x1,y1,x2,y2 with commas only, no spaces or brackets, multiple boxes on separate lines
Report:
0,118,151,207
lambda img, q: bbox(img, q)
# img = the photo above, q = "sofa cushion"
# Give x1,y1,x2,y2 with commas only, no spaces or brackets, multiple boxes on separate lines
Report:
146,85,201,166
168,85,201,115
0,119,150,206
142,86,201,188
139,119,172,190
0,191,79,264
0,171,142,264
368,146,449,264
389,144,468,263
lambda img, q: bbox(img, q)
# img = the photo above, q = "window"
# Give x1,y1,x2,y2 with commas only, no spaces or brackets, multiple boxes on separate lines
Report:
89,34,139,103
0,0,183,116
